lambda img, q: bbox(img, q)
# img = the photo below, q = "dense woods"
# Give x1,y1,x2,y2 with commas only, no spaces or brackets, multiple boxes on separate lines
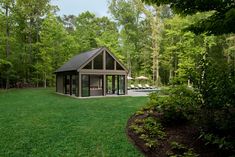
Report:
0,0,234,89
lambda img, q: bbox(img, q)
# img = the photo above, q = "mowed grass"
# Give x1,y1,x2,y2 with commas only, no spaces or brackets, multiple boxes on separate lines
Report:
0,88,147,157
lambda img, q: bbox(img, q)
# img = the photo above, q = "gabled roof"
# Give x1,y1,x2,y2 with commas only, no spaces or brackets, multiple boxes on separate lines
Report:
55,47,103,73
55,47,128,73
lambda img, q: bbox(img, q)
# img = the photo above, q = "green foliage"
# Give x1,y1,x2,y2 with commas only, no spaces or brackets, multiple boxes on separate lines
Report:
143,0,235,35
170,141,187,151
168,142,199,157
199,132,234,151
0,3,124,88
0,59,12,71
193,36,235,141
108,0,156,78
135,110,145,115
131,116,166,148
161,14,205,85
148,86,200,124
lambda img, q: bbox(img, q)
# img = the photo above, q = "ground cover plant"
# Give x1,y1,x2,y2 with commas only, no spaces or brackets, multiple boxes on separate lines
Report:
0,88,147,156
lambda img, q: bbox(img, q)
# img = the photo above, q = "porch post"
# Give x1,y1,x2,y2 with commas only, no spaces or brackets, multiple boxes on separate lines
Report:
103,74,106,96
114,61,117,70
125,74,128,95
103,50,106,70
69,75,72,95
56,74,57,92
112,75,115,94
76,73,79,97
78,73,82,97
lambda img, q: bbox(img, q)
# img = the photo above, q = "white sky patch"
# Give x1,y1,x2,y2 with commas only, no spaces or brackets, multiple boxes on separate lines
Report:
51,0,110,17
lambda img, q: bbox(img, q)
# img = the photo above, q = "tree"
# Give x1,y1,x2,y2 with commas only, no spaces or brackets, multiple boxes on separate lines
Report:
161,14,206,85
0,0,16,88
94,16,121,59
74,12,98,51
143,0,235,35
134,0,164,85
143,0,235,152
38,14,78,87
74,11,123,59
109,0,143,77
13,0,52,84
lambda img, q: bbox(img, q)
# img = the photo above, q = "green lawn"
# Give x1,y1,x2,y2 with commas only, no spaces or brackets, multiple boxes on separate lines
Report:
0,88,147,157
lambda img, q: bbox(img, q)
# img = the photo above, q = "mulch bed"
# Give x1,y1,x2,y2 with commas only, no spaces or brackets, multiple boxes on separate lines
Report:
126,111,228,157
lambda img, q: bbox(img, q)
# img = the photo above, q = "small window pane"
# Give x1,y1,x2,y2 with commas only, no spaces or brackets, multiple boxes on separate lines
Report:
83,61,92,69
116,62,124,70
94,53,103,69
106,53,114,70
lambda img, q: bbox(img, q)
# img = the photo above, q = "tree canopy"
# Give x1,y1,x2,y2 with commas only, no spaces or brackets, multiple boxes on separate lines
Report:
143,0,235,35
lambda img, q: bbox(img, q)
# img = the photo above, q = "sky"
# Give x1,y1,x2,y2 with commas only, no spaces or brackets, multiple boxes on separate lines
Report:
51,0,110,17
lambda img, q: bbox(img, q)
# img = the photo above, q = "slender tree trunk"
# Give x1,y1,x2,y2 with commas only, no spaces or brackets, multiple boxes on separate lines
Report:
36,20,39,88
44,73,47,88
5,5,10,89
28,19,33,83
134,0,162,86
151,11,161,86
127,52,132,76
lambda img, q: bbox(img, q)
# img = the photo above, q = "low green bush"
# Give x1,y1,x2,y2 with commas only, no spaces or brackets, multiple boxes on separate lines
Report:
148,85,200,125
199,131,234,151
130,116,166,148
168,142,199,157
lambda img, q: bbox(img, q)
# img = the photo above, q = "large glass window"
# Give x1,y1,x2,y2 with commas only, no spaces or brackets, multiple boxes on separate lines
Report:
106,75,116,94
64,75,70,94
94,53,103,69
82,75,90,97
106,53,114,70
118,75,125,95
72,75,77,95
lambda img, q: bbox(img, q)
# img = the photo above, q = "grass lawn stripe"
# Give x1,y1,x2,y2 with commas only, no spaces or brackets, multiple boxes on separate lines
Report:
0,88,147,157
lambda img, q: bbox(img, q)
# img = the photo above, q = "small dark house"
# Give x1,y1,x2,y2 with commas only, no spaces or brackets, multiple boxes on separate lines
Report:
55,47,128,97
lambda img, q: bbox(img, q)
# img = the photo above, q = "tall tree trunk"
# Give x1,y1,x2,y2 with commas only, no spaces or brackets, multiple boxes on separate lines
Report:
151,9,162,86
169,69,173,80
36,20,39,88
44,73,47,88
5,5,10,89
134,0,163,86
28,19,33,83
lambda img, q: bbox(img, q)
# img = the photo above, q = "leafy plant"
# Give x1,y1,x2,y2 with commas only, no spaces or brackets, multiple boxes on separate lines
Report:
170,141,187,151
199,132,234,150
148,85,200,125
130,116,166,148
169,142,199,157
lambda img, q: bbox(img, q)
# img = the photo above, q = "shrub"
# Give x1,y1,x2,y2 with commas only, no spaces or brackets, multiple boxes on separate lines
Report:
130,116,166,148
169,142,199,157
199,131,234,151
148,85,200,125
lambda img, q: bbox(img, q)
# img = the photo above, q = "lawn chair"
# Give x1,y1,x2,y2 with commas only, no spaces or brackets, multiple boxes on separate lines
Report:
138,84,145,89
145,84,153,89
130,84,138,89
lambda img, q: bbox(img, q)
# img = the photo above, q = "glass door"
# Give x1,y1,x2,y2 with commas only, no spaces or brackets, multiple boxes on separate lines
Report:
117,75,125,95
106,75,115,94
72,75,77,96
64,75,70,94
82,75,90,97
